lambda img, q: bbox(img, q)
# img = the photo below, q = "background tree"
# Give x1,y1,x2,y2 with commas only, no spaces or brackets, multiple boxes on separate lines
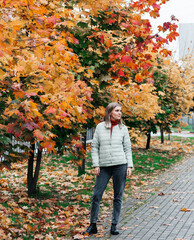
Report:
155,57,194,142
114,55,193,149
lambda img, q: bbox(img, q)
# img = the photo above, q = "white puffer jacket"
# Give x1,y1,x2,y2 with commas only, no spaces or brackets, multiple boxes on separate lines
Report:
91,121,133,168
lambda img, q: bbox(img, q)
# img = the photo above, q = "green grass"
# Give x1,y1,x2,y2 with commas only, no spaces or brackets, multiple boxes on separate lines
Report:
181,125,193,131
171,124,193,132
132,150,182,174
155,135,194,144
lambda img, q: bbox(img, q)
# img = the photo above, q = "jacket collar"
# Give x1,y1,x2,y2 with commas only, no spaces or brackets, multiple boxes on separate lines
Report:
104,122,123,129
105,122,111,128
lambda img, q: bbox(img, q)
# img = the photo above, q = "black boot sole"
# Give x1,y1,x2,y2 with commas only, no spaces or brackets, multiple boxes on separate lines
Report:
110,231,119,235
89,229,98,235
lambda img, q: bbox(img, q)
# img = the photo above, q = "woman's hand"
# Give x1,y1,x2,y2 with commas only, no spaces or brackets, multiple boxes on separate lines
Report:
127,167,132,177
94,167,100,176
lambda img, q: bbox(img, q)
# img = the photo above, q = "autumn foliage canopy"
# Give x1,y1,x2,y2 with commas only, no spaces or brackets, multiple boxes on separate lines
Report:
0,0,193,192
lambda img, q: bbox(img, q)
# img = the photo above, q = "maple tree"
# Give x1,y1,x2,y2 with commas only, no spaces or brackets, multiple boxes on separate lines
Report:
152,57,193,144
0,0,94,195
118,55,193,149
67,1,180,146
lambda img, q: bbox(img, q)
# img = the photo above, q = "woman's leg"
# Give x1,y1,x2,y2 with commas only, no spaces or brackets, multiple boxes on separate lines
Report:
90,167,112,223
112,164,127,225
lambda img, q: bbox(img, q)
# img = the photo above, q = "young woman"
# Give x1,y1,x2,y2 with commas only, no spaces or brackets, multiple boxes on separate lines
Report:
85,102,133,235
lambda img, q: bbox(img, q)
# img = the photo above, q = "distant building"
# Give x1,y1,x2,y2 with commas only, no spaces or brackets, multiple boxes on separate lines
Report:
179,23,194,59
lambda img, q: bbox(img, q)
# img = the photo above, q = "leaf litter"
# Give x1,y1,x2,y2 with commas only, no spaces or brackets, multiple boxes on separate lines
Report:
0,138,193,239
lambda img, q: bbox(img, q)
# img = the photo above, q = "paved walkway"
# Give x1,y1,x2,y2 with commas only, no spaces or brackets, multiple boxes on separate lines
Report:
88,155,194,240
152,131,194,138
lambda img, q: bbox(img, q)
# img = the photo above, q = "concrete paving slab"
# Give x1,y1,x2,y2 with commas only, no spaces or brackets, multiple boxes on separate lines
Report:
87,155,194,240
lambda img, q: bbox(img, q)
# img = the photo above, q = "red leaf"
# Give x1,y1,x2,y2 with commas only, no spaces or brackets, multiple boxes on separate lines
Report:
47,16,60,25
108,19,116,24
23,122,37,131
34,129,44,141
118,70,125,77
73,38,79,44
163,22,171,30
152,3,160,10
99,35,104,44
45,107,56,115
121,55,132,63
135,73,143,83
167,32,179,42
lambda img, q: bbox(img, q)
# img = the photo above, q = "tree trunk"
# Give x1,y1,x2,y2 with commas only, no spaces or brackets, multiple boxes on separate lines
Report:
27,142,42,196
78,158,85,176
160,126,164,144
78,131,87,176
168,133,171,141
146,132,151,149
27,141,35,195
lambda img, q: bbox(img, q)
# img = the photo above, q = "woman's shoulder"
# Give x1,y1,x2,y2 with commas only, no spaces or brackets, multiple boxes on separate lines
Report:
120,123,128,132
96,121,106,128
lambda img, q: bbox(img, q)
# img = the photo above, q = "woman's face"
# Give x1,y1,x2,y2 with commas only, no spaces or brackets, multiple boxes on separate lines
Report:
110,106,122,121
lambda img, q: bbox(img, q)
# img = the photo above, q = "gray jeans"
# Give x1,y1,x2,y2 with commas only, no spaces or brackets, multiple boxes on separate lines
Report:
90,164,127,225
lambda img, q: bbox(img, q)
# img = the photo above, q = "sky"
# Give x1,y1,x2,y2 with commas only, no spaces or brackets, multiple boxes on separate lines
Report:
151,0,194,25
146,0,194,59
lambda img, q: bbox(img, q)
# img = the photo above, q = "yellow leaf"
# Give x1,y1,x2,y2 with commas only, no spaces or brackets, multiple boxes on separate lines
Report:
0,68,6,75
77,67,85,73
0,215,12,226
158,91,165,96
13,91,25,99
7,201,18,208
74,106,82,115
13,208,24,214
0,229,7,239
76,195,82,200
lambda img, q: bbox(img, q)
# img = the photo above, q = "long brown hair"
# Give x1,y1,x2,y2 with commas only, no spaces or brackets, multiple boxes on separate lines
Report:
104,102,123,127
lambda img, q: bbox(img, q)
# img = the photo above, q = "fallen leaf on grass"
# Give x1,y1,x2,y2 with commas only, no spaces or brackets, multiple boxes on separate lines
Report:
0,215,12,226
0,229,7,239
140,181,147,185
45,234,54,240
34,234,45,239
13,208,24,214
7,201,18,208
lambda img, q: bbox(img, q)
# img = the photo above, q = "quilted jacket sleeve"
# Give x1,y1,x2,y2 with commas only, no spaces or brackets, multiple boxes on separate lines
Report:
123,126,133,168
91,125,100,167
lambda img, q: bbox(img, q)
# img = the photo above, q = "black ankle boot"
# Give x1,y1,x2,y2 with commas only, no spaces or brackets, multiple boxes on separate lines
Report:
84,223,97,235
110,224,119,235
